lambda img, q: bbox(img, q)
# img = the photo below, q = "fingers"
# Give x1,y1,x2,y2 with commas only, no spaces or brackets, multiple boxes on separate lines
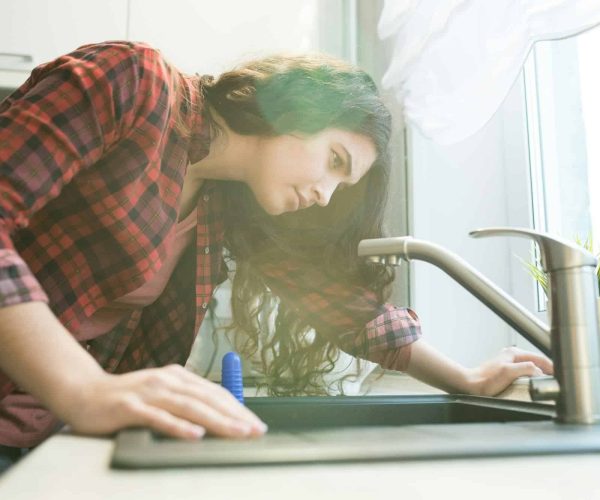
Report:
149,391,263,439
506,360,544,380
139,365,267,439
471,347,554,397
502,347,554,375
165,365,265,427
120,398,207,440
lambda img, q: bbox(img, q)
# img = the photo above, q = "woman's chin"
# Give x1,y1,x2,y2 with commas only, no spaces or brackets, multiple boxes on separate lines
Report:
260,203,286,216
260,198,298,216
270,207,294,216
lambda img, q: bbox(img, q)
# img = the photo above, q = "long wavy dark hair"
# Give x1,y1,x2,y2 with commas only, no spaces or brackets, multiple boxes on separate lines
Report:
196,54,394,396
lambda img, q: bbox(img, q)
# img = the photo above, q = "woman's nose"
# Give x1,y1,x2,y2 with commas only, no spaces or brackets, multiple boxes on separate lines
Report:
314,182,337,207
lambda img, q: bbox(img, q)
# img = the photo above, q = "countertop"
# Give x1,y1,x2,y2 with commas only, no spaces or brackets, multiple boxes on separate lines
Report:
1,371,598,500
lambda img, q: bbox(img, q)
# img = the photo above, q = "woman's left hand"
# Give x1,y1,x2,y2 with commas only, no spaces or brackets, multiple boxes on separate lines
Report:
465,346,554,397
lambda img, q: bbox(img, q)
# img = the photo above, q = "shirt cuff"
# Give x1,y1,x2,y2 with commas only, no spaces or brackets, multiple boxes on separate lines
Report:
363,304,422,350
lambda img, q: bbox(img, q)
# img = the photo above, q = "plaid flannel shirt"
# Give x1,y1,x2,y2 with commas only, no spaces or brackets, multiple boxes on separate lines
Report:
0,41,422,420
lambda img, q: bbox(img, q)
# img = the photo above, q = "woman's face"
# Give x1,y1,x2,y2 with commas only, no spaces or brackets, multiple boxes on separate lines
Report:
246,128,377,215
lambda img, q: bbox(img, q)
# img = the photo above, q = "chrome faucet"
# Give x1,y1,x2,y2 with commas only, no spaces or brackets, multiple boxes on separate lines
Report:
358,227,600,425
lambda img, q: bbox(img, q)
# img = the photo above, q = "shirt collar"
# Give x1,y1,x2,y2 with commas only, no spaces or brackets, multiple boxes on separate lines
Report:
185,76,212,164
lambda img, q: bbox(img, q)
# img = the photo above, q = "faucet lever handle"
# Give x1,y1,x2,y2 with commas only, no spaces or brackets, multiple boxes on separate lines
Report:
469,227,597,272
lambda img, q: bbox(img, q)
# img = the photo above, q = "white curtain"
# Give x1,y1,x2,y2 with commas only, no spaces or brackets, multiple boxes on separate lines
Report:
378,0,600,145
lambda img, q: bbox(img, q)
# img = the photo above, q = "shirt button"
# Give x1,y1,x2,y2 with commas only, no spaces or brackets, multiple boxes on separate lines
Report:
203,194,210,202
201,302,208,309
204,246,210,254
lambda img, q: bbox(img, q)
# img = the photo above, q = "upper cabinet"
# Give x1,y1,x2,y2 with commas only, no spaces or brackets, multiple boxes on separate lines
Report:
0,0,345,87
127,0,325,76
0,0,127,73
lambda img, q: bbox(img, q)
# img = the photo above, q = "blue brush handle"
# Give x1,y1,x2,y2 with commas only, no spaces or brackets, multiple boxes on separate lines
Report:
221,352,244,404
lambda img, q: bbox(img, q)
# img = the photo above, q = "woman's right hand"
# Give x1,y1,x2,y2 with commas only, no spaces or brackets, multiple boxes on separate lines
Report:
0,303,264,440
64,364,268,440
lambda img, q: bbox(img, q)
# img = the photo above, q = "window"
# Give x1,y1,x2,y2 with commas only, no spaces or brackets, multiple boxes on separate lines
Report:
523,25,600,310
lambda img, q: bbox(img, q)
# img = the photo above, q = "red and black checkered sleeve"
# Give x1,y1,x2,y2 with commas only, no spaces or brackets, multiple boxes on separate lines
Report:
257,259,422,370
0,42,147,308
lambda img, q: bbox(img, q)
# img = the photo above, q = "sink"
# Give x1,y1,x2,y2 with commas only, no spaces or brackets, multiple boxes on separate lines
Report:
110,394,600,469
244,394,552,428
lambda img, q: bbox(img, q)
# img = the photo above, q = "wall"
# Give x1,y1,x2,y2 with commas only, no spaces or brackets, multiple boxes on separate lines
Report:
409,72,542,367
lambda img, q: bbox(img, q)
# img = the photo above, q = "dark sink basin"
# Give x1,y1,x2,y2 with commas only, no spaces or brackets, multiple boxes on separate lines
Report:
108,393,600,469
244,394,553,430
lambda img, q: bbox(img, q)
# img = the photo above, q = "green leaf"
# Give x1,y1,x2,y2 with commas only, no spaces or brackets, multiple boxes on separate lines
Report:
522,232,600,297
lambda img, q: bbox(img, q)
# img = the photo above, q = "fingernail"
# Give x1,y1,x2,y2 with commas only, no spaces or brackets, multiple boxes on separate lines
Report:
190,425,205,438
254,421,268,434
232,422,253,435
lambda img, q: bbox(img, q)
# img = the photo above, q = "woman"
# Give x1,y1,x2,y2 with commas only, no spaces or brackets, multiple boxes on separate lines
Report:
0,41,552,469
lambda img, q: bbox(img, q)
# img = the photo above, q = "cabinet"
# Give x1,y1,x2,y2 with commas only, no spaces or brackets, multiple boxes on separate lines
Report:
0,0,127,73
127,0,323,75
1,0,344,82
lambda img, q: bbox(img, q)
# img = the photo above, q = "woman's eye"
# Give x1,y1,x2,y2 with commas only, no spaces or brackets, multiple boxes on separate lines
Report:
330,150,344,171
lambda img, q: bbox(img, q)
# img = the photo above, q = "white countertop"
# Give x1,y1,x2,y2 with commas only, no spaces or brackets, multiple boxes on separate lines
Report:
1,372,597,500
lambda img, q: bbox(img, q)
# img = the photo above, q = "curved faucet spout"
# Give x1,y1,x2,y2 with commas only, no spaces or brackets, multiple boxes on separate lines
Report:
358,236,551,354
